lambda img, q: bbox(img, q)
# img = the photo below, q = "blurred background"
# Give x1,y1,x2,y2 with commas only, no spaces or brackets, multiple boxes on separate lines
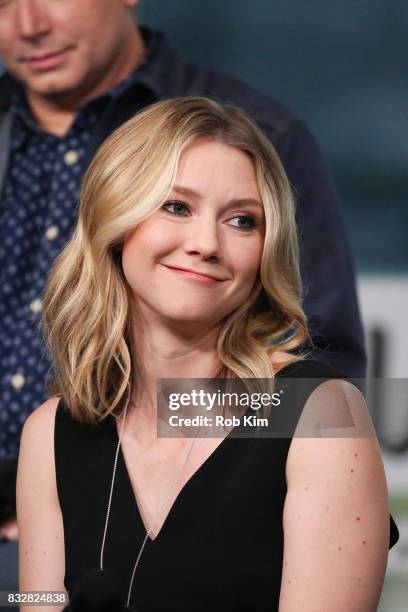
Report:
1,0,406,608
137,1,407,610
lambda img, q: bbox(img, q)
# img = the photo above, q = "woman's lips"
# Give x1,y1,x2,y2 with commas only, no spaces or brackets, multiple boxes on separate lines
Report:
27,48,70,71
163,265,222,284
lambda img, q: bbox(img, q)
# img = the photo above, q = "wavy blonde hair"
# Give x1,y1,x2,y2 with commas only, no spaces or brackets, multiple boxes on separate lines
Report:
42,96,309,423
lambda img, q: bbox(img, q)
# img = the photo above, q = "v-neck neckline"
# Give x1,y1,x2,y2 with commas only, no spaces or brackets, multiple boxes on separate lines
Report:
112,421,236,544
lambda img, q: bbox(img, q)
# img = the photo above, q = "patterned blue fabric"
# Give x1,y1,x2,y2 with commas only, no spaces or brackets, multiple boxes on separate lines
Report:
0,77,146,457
0,97,101,457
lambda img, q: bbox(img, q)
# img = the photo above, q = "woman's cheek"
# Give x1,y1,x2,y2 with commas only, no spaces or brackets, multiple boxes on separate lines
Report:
238,249,262,282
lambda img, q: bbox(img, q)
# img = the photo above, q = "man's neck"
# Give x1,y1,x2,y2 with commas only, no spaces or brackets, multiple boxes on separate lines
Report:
24,27,146,137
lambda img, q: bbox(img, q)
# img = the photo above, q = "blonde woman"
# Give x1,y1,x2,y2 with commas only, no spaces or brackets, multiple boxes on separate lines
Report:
17,97,392,611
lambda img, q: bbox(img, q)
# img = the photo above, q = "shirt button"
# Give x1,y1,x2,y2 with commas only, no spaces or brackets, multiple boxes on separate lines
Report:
45,225,59,240
30,299,42,314
64,150,79,165
11,373,25,389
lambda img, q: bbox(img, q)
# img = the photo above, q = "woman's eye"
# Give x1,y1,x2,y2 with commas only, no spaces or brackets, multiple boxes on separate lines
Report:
228,215,257,230
162,201,189,216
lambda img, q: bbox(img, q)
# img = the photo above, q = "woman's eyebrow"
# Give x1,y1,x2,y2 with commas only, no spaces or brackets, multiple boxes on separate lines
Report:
226,198,263,210
172,185,201,198
171,185,263,209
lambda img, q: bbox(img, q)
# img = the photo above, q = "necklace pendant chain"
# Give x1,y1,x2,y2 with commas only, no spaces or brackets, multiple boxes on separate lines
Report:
99,399,198,609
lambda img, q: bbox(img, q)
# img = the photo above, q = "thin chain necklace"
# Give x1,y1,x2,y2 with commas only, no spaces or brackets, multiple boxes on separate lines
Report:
99,399,198,609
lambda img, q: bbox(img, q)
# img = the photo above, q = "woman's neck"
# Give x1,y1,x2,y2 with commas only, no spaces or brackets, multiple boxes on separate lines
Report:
128,320,222,424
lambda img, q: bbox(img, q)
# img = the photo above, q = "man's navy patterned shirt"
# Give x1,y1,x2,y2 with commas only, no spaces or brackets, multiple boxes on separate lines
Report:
0,71,147,458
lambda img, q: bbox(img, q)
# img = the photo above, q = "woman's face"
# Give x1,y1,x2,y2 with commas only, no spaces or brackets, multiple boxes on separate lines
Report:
121,139,265,331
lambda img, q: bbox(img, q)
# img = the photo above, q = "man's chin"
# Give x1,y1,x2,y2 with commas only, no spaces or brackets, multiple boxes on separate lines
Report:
26,76,76,97
23,74,88,108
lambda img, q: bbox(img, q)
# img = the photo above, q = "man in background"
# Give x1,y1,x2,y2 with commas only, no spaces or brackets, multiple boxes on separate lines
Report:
0,0,366,582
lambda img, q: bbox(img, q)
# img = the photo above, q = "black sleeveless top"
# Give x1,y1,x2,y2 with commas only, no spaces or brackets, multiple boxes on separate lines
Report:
54,359,398,611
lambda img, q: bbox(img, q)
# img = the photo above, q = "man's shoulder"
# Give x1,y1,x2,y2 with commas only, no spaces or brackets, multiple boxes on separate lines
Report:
147,28,301,142
180,61,300,141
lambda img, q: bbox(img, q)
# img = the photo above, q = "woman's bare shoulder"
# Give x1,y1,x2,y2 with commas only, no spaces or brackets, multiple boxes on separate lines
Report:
22,395,61,434
19,396,62,466
286,379,376,479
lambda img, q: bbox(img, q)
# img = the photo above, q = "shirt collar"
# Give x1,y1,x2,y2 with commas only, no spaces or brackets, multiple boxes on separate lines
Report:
8,89,36,150
9,88,37,131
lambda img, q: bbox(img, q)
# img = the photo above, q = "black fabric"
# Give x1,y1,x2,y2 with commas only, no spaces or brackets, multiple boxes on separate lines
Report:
54,359,399,611
62,568,136,612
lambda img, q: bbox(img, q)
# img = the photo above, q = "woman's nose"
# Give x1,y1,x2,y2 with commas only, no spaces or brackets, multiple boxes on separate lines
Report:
183,218,220,259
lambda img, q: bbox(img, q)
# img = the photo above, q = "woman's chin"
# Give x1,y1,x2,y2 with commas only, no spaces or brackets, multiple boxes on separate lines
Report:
159,310,220,332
